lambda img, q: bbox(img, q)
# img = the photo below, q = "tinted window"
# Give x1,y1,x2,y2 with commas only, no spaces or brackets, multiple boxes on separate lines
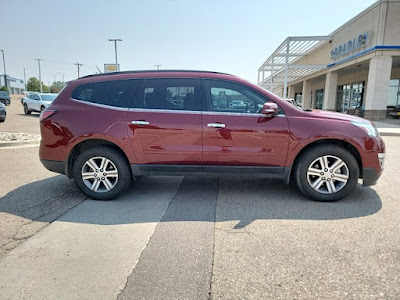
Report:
204,79,269,114
71,79,141,108
132,78,200,111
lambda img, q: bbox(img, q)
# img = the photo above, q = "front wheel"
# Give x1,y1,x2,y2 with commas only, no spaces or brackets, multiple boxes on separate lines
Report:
5,99,10,106
24,104,31,115
294,145,359,202
73,146,132,200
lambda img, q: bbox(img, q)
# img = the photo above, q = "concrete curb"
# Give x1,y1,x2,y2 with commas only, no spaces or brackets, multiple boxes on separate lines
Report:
379,132,400,137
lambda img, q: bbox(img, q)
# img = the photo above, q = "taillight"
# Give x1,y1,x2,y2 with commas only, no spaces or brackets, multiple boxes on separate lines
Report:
39,110,58,122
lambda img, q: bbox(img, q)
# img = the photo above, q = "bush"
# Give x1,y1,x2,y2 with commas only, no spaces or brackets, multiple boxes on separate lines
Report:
0,86,9,92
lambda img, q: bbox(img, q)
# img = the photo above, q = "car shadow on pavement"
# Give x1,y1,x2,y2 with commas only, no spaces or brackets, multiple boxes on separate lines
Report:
216,176,382,229
0,175,382,228
0,175,85,223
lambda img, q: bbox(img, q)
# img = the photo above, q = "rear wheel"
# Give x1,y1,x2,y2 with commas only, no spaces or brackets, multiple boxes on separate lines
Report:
24,104,31,115
294,145,359,201
40,106,45,112
5,99,10,106
73,146,132,200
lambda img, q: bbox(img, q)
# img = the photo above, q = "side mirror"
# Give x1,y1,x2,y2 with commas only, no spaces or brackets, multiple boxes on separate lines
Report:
261,102,279,116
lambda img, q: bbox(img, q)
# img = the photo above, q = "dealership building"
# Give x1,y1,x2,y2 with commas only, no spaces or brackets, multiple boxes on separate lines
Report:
258,0,400,120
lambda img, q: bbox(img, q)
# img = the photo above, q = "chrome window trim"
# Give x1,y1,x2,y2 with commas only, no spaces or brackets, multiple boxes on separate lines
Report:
69,98,285,116
128,108,202,115
203,111,285,117
70,98,130,111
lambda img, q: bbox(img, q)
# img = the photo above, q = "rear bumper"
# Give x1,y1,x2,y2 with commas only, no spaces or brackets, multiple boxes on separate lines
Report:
362,167,381,186
40,159,66,175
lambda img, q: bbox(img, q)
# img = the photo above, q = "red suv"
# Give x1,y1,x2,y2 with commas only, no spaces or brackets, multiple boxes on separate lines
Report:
39,70,385,201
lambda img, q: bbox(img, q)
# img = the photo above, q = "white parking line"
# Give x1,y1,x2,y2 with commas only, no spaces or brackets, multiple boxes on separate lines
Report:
0,176,182,300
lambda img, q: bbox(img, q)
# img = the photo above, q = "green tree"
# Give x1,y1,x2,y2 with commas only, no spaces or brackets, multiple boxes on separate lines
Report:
50,81,64,93
26,77,49,92
26,77,41,92
0,86,9,92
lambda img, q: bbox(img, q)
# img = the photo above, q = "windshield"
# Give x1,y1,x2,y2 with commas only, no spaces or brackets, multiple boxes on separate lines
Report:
40,95,57,101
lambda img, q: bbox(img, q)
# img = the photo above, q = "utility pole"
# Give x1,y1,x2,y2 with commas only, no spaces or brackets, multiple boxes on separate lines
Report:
0,49,7,90
74,63,83,78
35,59,43,93
62,74,65,86
23,68,27,92
154,64,162,70
108,39,122,71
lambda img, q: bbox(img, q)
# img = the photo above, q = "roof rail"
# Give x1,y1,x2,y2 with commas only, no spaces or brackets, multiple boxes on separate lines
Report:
79,70,230,79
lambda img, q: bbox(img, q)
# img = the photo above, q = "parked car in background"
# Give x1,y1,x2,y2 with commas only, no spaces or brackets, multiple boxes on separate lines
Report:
21,93,58,114
389,104,400,119
0,102,6,122
284,98,301,107
0,91,11,106
39,70,385,202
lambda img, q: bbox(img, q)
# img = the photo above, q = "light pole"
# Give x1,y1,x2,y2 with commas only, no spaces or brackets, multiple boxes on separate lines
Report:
154,64,162,70
35,59,43,93
0,49,7,90
53,72,61,83
108,39,122,71
23,67,27,92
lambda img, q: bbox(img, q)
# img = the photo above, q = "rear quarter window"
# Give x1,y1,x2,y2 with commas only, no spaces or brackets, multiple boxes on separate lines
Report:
71,79,141,108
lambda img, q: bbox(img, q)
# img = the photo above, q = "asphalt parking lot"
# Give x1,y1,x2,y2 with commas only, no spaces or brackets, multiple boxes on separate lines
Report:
1,97,399,299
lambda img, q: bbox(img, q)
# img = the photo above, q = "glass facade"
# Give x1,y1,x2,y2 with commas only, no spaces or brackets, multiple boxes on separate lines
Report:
388,79,400,108
336,82,365,115
314,89,324,109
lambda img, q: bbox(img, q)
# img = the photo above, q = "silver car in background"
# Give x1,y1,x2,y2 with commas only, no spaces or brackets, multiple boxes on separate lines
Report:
22,93,58,115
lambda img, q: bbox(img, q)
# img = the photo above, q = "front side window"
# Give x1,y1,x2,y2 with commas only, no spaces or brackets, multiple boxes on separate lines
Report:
204,79,269,114
132,78,200,111
71,79,141,108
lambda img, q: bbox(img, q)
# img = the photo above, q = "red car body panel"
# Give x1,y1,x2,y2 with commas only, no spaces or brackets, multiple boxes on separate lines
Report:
39,70,385,185
202,113,289,166
127,109,202,165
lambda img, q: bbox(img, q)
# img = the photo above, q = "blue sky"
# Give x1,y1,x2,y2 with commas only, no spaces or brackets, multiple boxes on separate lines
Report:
0,0,376,85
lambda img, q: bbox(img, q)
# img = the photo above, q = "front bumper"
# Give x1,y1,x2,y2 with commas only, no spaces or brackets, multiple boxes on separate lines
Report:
363,167,382,186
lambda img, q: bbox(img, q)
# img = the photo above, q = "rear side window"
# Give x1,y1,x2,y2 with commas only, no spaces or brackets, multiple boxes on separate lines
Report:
71,79,141,108
131,78,201,111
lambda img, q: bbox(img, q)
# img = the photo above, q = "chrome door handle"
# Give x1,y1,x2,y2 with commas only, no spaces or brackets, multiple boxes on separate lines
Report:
207,123,226,128
131,120,150,125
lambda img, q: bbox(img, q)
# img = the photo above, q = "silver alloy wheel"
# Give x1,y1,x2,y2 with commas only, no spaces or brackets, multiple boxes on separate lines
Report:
306,155,349,194
81,156,119,193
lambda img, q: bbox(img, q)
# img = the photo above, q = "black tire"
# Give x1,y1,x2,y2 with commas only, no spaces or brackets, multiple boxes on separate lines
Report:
5,99,10,106
73,146,132,200
40,106,45,112
24,104,31,115
294,145,359,202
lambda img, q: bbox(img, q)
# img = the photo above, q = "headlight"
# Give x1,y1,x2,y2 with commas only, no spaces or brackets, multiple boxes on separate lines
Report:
351,121,380,137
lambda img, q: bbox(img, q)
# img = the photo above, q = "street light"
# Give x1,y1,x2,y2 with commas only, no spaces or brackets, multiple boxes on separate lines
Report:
0,49,7,90
108,39,122,71
35,59,43,93
53,72,61,83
